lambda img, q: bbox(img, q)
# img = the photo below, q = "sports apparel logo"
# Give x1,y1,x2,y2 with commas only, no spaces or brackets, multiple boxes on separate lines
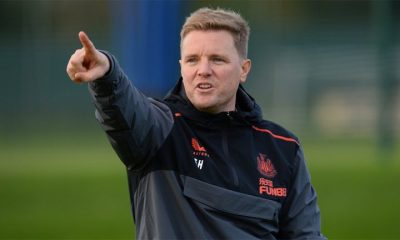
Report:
191,138,210,170
192,138,206,152
192,138,209,157
257,153,277,178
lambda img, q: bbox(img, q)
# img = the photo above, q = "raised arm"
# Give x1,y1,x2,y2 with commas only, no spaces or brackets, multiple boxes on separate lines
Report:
67,32,174,170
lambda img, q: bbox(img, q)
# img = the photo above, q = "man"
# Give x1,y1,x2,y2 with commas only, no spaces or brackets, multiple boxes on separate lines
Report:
67,7,325,239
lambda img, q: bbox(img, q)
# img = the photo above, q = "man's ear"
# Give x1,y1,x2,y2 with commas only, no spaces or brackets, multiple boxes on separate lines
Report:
179,59,183,76
240,59,251,83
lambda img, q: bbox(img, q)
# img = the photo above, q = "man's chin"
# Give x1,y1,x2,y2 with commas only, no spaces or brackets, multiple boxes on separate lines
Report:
193,103,218,114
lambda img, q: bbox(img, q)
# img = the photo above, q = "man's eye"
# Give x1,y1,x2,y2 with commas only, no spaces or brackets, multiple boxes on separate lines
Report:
212,58,225,64
186,58,197,64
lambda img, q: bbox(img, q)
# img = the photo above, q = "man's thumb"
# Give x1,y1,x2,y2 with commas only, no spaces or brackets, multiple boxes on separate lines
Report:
74,67,104,82
74,71,93,82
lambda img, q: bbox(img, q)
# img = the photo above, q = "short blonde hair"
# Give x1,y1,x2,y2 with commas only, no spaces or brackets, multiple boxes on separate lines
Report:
180,7,250,59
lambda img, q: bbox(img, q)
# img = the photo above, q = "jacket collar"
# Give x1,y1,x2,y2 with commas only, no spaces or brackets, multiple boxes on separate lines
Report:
164,78,264,127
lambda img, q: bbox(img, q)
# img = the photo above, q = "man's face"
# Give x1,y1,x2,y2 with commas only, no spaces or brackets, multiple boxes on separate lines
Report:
180,30,251,114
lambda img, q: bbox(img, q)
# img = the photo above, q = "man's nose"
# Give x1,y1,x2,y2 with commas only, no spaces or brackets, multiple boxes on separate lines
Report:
197,60,212,77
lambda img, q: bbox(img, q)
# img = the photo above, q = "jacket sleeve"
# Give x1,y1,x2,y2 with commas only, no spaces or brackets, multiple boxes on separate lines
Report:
278,146,326,239
88,52,174,170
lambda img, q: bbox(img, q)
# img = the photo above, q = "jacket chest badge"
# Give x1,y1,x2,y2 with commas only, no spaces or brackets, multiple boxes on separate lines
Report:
191,138,209,170
257,153,287,198
257,153,277,178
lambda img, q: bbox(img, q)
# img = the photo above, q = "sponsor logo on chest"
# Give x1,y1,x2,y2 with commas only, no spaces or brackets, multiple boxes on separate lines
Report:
257,153,287,198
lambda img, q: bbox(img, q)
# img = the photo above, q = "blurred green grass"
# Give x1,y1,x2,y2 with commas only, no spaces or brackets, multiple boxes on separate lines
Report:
1,131,399,239
0,131,134,239
303,138,400,239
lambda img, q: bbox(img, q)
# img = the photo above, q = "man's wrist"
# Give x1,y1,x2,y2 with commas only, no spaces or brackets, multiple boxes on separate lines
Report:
95,51,113,81
88,51,118,95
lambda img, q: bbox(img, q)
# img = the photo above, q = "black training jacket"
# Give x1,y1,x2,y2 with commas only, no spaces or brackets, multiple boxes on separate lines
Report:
88,52,326,240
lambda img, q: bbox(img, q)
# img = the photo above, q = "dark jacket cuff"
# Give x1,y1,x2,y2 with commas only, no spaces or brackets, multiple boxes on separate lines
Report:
88,50,119,96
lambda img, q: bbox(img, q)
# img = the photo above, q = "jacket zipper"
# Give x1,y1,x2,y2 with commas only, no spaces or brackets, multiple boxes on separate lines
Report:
222,112,239,187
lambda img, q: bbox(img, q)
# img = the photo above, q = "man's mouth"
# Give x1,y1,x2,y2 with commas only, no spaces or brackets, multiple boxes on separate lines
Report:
197,83,212,89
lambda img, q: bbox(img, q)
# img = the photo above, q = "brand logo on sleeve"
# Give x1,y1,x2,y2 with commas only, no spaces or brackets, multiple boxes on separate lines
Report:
257,153,277,178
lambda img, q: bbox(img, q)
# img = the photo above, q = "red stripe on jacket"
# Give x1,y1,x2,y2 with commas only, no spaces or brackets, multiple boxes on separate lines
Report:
252,126,299,145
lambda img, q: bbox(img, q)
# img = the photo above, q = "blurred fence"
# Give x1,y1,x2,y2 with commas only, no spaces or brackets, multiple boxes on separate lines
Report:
1,0,398,140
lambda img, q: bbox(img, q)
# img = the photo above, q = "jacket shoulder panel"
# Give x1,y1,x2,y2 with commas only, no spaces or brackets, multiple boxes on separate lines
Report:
252,120,299,146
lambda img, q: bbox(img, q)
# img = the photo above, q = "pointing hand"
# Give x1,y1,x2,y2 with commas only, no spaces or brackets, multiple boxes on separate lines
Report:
66,31,110,83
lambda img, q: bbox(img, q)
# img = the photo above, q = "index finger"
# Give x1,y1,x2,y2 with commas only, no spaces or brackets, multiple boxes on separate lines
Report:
78,31,96,53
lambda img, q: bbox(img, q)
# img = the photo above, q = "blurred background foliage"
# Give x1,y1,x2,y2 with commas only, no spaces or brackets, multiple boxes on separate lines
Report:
0,0,399,239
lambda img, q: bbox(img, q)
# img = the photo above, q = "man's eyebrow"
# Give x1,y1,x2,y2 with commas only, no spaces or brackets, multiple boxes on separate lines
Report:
183,53,228,60
183,54,198,59
209,54,227,58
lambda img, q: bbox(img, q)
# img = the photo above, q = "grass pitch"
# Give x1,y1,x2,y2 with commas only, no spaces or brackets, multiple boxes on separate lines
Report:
0,131,399,239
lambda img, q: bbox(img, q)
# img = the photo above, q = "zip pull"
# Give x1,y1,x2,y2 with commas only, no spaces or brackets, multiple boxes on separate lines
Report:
226,111,234,120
